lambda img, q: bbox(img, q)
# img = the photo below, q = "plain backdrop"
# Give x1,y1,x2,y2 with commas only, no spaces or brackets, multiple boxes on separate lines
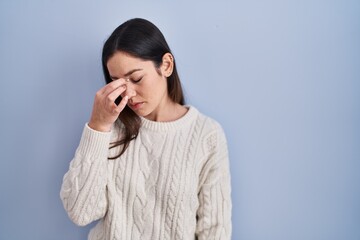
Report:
0,0,359,239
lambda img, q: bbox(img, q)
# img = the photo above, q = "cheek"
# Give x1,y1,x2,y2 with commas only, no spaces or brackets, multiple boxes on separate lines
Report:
133,83,150,99
140,79,161,97
139,73,167,100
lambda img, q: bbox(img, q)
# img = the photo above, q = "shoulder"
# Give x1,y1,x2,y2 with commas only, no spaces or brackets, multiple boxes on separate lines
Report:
192,106,225,136
190,106,228,152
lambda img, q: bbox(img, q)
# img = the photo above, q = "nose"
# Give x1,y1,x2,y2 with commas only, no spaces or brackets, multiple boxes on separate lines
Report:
121,83,136,99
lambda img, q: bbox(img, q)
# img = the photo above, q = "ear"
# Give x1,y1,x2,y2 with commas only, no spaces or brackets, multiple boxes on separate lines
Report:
160,53,174,77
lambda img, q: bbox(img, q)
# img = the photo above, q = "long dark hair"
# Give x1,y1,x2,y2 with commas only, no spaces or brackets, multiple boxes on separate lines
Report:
102,18,185,159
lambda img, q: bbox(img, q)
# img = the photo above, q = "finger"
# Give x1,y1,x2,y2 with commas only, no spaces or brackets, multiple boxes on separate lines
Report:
101,78,127,96
114,96,129,114
106,85,127,104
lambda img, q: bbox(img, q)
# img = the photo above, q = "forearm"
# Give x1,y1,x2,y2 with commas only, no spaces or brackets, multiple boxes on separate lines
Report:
60,124,111,226
196,174,232,239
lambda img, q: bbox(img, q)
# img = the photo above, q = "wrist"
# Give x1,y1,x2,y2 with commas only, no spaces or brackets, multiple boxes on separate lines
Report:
88,121,112,132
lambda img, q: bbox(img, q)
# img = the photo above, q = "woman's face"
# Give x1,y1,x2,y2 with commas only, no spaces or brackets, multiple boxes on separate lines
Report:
106,51,172,120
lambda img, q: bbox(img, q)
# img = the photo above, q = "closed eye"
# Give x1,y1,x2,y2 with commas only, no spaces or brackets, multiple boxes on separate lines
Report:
131,77,143,83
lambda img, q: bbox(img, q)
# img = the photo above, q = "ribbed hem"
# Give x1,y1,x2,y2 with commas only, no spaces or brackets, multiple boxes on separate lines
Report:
139,105,199,132
77,123,112,157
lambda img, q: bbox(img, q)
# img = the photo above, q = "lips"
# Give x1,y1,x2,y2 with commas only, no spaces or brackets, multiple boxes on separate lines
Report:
129,101,144,110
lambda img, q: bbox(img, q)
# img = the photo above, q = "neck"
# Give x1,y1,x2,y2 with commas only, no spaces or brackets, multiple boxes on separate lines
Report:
145,97,187,122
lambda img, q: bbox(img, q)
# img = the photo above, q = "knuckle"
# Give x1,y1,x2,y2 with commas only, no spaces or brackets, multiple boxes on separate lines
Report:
106,95,113,102
113,107,120,114
95,90,102,97
111,80,122,87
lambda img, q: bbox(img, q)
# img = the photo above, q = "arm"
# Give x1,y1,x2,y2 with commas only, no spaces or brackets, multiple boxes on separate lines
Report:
196,124,232,240
60,78,129,226
60,124,111,226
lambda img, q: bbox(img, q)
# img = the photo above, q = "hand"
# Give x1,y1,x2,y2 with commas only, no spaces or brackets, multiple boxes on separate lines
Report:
88,79,129,132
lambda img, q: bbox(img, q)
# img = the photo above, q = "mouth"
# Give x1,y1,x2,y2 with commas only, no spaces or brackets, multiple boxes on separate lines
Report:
129,101,144,110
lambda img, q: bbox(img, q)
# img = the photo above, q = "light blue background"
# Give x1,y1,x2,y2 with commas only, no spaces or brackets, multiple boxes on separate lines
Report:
1,0,359,239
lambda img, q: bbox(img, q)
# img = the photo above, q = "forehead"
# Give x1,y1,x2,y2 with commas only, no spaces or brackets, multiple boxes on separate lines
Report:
107,51,150,76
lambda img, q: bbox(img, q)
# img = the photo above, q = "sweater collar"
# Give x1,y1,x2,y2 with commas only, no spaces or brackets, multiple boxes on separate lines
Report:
139,105,198,132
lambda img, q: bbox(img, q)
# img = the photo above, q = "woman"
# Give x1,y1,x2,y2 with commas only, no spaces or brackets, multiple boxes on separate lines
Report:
60,18,232,240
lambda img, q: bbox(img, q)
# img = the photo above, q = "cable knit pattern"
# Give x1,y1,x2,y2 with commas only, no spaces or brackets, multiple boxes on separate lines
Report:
60,106,232,240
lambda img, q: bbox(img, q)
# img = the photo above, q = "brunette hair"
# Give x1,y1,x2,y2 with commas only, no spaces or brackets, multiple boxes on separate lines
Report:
102,18,185,159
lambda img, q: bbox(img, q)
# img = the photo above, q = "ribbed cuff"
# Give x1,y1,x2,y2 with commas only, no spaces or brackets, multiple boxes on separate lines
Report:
77,123,112,158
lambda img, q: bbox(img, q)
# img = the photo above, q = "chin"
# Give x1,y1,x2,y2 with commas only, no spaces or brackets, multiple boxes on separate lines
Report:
131,103,159,121
133,108,152,118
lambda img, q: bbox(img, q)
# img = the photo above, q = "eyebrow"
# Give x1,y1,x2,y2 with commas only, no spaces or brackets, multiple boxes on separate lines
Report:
110,68,143,80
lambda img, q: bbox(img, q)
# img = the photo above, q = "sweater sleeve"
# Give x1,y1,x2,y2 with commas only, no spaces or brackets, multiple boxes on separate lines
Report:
60,124,112,226
195,123,232,240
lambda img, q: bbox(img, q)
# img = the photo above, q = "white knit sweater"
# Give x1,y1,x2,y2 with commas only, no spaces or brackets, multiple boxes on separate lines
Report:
60,106,232,240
